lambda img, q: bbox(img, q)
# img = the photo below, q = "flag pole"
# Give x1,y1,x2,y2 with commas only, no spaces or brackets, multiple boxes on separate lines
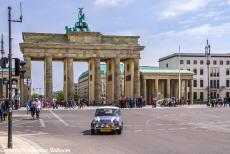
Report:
179,45,181,102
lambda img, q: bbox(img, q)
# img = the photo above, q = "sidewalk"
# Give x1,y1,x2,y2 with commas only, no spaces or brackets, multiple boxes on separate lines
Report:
0,136,49,154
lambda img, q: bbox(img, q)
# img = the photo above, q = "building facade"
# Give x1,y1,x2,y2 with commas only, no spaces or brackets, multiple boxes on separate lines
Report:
140,66,193,104
159,53,230,102
76,64,124,104
77,65,193,104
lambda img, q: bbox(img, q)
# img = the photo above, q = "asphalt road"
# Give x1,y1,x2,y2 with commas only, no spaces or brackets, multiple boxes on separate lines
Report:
1,107,230,154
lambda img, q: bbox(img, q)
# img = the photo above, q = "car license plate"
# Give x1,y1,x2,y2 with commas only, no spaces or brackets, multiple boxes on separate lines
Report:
100,128,112,132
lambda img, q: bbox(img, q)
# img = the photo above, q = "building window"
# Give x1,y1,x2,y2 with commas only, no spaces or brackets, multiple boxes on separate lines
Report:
213,60,217,65
187,68,190,71
193,92,197,100
217,80,219,88
193,69,197,75
227,61,230,65
187,60,190,64
226,80,230,87
210,80,213,88
200,60,204,65
200,80,203,87
226,69,230,75
200,92,204,100
180,60,184,64
166,63,168,68
200,69,203,75
193,60,197,64
193,80,197,87
226,92,230,97
220,60,223,65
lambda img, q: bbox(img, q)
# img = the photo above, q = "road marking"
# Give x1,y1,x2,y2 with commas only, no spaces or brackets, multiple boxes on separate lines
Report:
14,120,36,126
15,132,49,137
39,119,46,128
49,110,69,127
179,128,187,130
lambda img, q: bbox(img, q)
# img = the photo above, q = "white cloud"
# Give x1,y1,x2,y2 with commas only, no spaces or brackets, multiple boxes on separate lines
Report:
161,0,214,18
154,23,230,38
95,0,134,6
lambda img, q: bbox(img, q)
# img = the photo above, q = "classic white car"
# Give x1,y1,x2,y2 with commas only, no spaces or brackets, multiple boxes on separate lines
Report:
91,106,123,135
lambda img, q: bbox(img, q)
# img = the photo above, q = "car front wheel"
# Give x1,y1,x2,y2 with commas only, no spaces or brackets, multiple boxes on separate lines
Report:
117,129,122,135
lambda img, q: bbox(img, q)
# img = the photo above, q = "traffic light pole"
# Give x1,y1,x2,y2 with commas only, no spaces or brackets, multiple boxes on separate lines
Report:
7,5,23,149
8,6,13,149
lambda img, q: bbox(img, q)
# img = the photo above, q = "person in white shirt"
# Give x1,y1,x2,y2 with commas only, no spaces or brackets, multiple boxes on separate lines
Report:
35,98,41,119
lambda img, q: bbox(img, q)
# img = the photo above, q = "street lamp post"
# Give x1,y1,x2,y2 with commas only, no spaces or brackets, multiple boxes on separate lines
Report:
205,40,211,106
7,4,23,149
0,34,4,97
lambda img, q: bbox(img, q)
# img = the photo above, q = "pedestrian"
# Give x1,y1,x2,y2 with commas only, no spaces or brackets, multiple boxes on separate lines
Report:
35,98,41,119
151,98,156,108
0,99,3,123
30,98,36,120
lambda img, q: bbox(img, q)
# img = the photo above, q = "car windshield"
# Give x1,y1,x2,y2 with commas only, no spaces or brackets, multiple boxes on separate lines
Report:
95,109,117,116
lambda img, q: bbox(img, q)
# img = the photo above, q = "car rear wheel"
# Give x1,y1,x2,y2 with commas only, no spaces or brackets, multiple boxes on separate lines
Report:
91,129,95,135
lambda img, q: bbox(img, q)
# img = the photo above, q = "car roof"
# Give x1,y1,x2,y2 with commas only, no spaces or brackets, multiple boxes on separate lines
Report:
97,106,119,109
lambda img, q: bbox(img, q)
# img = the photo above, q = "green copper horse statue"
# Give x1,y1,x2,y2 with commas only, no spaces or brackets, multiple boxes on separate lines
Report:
65,8,90,33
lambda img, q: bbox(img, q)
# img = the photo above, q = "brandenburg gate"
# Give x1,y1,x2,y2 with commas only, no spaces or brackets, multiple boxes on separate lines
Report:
19,32,144,104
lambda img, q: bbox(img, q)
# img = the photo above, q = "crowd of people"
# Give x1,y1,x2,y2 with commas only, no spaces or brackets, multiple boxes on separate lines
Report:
207,96,230,107
119,96,146,108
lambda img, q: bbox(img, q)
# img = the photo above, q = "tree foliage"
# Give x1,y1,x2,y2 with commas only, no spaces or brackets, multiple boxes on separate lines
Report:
53,91,64,101
31,93,40,99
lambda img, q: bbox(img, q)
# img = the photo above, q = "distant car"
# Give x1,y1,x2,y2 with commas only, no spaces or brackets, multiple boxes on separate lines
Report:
91,106,123,135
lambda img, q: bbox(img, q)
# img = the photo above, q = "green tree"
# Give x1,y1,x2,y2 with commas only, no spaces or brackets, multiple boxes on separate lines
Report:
31,93,40,99
53,91,64,101
74,95,80,102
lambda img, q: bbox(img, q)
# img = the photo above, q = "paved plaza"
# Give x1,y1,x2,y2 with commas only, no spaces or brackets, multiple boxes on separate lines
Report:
0,107,230,154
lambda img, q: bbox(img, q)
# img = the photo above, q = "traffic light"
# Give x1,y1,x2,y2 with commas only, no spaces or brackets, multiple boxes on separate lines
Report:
0,57,8,68
14,58,26,76
15,58,20,76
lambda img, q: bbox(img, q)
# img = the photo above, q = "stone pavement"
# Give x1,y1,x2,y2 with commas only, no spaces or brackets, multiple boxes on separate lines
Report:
0,136,49,154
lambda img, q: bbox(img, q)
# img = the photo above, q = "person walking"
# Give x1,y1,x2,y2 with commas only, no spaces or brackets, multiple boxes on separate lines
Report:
151,98,156,108
0,99,3,123
1,99,7,121
35,98,41,119
30,99,36,120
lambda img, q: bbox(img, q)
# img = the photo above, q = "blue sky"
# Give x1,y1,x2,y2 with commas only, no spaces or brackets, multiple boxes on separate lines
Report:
1,0,230,94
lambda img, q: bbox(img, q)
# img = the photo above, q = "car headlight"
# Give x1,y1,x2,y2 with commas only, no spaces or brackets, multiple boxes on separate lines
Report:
113,117,120,124
92,117,99,124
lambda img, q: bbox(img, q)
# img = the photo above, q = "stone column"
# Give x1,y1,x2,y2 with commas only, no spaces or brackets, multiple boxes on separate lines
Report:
67,58,74,100
189,80,193,104
44,56,53,100
142,79,147,102
134,59,140,98
167,79,170,98
106,59,114,104
19,77,24,106
24,56,31,102
185,80,188,101
155,79,159,99
63,59,67,101
94,57,101,105
180,79,183,100
114,57,120,105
